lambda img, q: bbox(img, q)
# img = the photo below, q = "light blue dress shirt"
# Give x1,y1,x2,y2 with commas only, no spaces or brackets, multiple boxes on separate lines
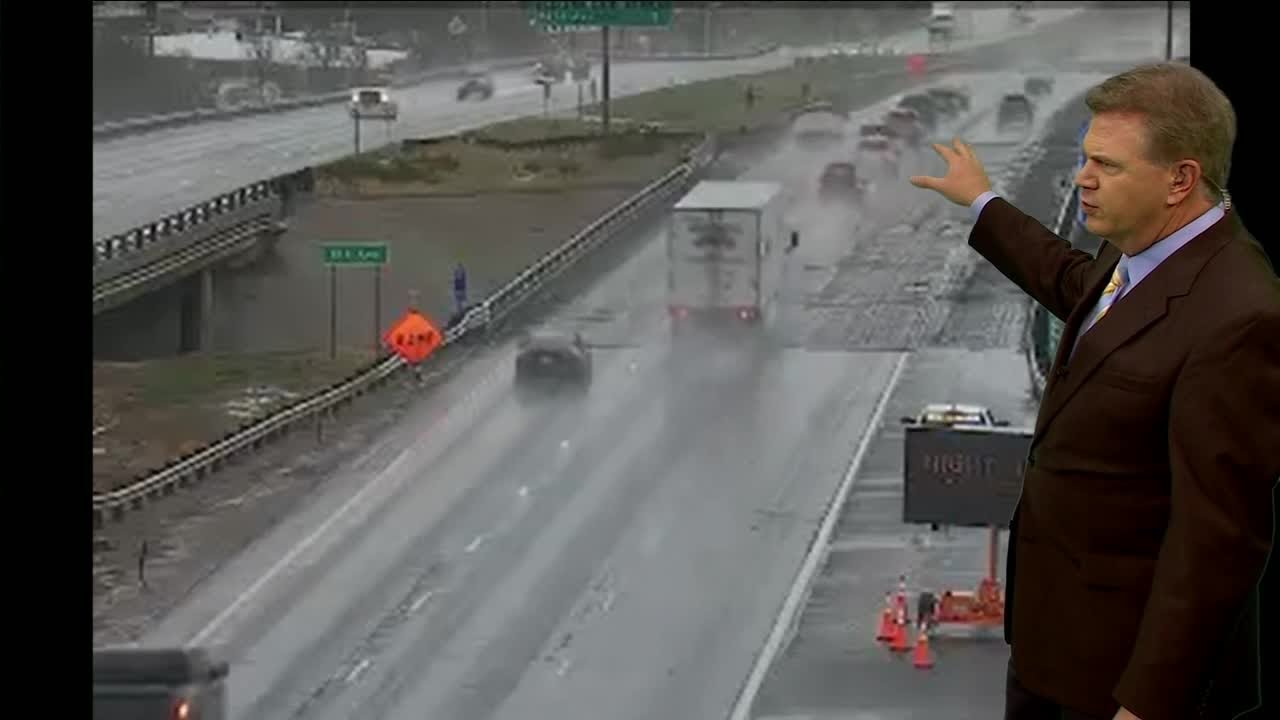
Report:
969,191,1226,361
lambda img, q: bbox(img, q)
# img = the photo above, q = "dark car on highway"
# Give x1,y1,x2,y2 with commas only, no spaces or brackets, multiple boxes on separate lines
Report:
819,162,867,200
856,136,901,176
457,70,494,101
885,107,925,146
896,93,939,131
996,92,1035,132
1024,75,1054,97
926,86,969,115
94,647,229,720
515,329,593,396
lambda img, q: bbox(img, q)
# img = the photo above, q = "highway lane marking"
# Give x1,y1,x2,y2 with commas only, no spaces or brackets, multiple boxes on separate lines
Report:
465,534,488,553
184,349,515,649
519,485,530,498
410,591,434,614
345,658,371,684
727,351,909,720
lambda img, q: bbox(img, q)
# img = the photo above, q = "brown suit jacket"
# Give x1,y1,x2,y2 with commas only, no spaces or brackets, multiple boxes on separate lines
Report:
969,197,1280,720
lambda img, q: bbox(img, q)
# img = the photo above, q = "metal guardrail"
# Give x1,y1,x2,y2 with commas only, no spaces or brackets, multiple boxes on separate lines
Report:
92,45,781,141
94,215,281,315
92,136,714,528
93,172,298,279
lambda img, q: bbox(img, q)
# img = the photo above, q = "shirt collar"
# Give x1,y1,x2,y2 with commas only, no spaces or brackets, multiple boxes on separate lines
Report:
1122,203,1225,289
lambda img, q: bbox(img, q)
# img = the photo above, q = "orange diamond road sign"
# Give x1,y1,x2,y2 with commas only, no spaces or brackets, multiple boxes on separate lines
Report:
384,310,442,364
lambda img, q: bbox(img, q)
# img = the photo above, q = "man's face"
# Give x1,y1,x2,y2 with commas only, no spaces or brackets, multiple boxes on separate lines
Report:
1074,112,1171,252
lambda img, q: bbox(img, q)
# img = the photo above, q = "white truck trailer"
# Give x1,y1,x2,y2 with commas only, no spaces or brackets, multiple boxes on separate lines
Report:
665,180,794,338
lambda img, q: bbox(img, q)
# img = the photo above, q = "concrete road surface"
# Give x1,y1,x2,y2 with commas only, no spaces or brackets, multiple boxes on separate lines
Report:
748,347,1032,720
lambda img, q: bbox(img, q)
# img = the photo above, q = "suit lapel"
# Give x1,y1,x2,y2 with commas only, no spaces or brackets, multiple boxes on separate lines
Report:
1033,245,1120,437
1031,212,1238,442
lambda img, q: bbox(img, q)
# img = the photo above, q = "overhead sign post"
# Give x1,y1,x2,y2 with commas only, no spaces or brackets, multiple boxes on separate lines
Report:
323,242,390,359
527,1,673,135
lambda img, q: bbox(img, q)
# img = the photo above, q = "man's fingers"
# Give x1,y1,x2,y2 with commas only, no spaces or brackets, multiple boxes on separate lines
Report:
909,174,941,190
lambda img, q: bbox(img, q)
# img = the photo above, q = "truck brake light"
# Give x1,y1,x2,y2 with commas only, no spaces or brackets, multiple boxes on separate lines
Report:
172,699,191,720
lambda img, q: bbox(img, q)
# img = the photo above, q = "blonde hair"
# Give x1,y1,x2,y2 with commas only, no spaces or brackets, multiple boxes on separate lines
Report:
1084,62,1236,201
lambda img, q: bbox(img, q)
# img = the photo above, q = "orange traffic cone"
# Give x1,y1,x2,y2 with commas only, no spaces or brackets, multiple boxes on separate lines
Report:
876,593,896,642
890,607,910,653
913,625,935,669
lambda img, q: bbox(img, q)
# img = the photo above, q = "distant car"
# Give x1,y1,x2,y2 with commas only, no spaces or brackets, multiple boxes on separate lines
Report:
996,92,1035,132
900,403,1010,428
885,107,925,146
819,162,868,200
349,87,398,120
896,94,938,131
1024,76,1054,97
457,71,494,101
859,122,903,150
856,137,901,176
926,86,969,115
515,329,592,396
859,122,898,139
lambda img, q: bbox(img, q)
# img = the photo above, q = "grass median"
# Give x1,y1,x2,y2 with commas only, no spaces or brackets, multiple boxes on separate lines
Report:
94,53,899,495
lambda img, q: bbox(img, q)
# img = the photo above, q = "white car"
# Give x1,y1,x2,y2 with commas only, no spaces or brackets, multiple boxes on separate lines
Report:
349,87,398,120
900,402,1010,428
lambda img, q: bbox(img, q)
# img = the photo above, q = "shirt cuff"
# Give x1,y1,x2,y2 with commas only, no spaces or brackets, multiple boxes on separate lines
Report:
971,190,999,221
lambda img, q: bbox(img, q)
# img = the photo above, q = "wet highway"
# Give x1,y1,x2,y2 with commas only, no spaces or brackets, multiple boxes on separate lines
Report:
135,63,1035,720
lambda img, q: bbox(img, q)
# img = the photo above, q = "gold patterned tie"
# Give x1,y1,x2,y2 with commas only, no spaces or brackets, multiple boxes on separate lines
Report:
1088,263,1128,330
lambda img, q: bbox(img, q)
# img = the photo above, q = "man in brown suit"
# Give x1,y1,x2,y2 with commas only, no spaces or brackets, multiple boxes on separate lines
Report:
910,63,1280,719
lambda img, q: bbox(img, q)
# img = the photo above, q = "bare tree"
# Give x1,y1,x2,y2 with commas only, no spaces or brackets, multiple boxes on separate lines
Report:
305,27,345,71
247,32,276,95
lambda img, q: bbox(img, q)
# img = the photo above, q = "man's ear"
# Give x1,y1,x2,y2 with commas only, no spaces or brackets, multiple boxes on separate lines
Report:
1167,159,1202,206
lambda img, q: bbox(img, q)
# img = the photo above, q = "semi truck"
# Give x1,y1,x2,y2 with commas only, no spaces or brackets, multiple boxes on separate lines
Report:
927,2,957,50
665,180,794,338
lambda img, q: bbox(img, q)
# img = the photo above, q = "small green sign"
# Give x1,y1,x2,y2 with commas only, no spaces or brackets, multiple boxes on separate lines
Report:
528,1,673,28
323,243,389,266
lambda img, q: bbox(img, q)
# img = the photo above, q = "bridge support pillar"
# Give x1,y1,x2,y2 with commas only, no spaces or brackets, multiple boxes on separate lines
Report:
179,268,215,354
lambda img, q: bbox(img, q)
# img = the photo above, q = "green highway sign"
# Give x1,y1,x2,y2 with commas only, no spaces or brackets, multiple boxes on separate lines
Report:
323,242,389,266
528,1,673,28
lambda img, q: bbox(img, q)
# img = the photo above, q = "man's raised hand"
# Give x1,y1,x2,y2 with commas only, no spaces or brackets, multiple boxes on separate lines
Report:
909,138,994,207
